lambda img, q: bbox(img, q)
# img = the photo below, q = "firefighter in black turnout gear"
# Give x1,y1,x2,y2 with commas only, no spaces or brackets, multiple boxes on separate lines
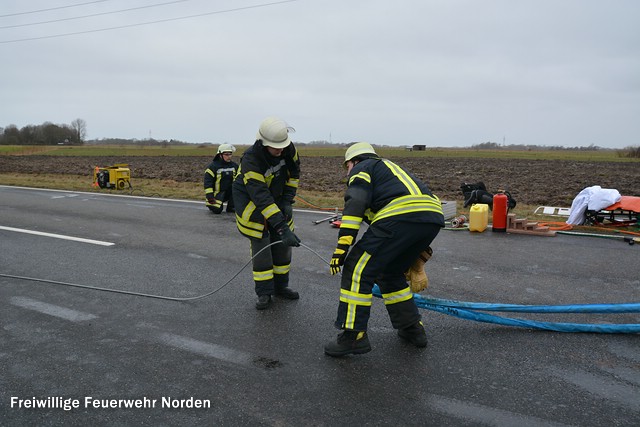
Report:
324,142,445,357
232,117,301,310
204,144,238,214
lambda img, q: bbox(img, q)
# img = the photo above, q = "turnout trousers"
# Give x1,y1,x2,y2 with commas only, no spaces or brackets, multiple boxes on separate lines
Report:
250,232,292,297
207,189,235,214
335,220,441,331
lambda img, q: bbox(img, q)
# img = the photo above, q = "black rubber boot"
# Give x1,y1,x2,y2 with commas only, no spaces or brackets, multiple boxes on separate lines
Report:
274,287,299,300
398,321,428,348
255,295,271,310
324,330,371,357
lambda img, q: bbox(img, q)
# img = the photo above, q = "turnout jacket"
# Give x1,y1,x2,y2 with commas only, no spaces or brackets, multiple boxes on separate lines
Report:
338,156,445,247
232,140,300,239
204,154,238,202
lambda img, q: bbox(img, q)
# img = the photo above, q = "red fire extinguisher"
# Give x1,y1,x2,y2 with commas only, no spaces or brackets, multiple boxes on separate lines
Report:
492,191,508,232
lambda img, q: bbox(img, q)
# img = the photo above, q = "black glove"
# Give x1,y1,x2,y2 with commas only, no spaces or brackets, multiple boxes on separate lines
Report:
207,191,225,203
330,245,349,275
277,226,301,247
279,202,293,221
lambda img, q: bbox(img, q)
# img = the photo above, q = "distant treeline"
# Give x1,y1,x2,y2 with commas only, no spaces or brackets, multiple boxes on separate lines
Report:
471,141,639,158
86,138,633,151
620,146,640,158
86,138,192,146
84,138,344,147
3,124,638,158
1,119,87,145
471,141,607,151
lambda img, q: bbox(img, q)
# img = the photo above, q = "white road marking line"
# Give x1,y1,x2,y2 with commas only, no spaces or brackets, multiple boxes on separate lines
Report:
0,225,115,246
10,296,98,322
548,367,640,412
126,204,154,208
157,333,253,367
426,394,575,427
0,185,202,204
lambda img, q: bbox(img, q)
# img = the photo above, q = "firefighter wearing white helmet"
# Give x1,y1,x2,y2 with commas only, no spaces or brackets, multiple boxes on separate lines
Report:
217,143,236,155
324,142,445,357
343,142,376,165
204,144,238,214
256,116,292,149
232,117,301,310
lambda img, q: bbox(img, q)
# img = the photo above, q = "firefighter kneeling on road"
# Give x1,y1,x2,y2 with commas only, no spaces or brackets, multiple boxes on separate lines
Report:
325,142,445,357
204,144,239,214
232,117,302,310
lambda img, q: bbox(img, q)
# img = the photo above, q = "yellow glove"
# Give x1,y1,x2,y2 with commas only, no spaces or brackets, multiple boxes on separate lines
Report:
404,247,433,293
330,247,347,275
330,234,354,275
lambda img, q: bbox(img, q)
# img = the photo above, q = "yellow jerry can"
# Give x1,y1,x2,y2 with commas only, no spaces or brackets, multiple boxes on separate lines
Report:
468,203,489,232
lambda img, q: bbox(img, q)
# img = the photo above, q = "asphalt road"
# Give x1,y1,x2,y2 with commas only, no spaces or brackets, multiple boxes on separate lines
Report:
1,185,638,426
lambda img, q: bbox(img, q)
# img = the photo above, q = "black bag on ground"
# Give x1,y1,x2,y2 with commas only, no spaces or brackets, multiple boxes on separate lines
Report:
460,182,516,210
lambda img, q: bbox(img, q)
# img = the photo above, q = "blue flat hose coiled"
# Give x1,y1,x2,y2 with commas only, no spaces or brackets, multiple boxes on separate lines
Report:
414,296,640,314
372,285,640,334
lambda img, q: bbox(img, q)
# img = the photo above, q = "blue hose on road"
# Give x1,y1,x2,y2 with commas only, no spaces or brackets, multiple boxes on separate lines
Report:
372,285,640,334
414,296,640,314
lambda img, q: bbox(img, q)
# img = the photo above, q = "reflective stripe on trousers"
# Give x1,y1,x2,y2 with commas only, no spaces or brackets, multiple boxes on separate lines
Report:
335,221,441,331
250,233,292,296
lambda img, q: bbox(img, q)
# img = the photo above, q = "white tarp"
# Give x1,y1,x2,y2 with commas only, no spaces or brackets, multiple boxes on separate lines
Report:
566,185,622,225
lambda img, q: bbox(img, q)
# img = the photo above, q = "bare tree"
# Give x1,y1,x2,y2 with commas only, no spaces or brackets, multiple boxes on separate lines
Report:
70,118,87,144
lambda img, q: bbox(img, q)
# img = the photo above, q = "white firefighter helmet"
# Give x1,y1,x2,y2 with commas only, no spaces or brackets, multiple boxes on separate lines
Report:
256,116,293,149
217,143,236,154
344,142,376,165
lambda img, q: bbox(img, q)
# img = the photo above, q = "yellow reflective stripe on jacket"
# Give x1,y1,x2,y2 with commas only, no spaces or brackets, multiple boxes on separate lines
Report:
217,166,236,174
261,203,280,220
207,199,222,208
348,171,371,185
340,215,363,230
381,286,413,305
286,177,299,189
205,169,215,194
209,166,234,193
206,167,222,193
382,160,420,195
235,202,264,238
337,235,354,246
243,170,265,184
236,221,263,238
371,194,443,224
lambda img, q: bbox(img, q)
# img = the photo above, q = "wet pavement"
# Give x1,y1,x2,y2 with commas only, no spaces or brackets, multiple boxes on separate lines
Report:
1,185,638,426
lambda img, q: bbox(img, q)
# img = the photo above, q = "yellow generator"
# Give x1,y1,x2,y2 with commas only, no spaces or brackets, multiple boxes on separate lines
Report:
93,164,131,190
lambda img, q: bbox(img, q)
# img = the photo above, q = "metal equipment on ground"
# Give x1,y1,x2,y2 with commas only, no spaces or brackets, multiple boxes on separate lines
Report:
93,164,132,190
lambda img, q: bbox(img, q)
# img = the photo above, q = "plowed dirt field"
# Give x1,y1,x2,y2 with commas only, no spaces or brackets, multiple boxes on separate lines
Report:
1,155,638,207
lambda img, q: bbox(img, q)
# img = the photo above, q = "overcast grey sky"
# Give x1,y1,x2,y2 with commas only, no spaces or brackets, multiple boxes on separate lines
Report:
1,0,639,148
